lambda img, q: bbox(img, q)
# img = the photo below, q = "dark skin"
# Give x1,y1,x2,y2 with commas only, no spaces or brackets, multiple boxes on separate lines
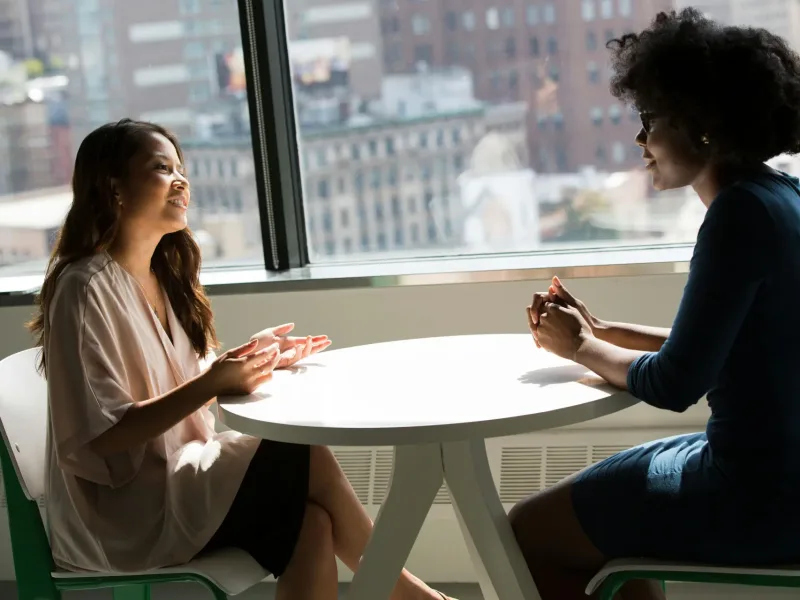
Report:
508,114,736,600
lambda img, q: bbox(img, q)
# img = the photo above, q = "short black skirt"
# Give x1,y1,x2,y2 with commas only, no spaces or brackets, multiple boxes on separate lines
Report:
201,439,311,576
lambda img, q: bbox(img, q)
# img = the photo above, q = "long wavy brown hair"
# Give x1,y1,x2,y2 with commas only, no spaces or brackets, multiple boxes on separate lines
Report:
29,118,218,372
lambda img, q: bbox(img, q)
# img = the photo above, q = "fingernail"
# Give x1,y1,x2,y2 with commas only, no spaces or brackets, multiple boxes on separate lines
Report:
554,276,562,287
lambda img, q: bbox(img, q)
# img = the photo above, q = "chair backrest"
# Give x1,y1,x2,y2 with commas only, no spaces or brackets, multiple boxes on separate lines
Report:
0,348,48,502
0,348,57,581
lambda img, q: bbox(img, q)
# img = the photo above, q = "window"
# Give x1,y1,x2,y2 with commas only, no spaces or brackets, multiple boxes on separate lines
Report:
0,0,717,293
586,31,597,51
612,141,626,163
502,7,515,28
605,29,615,43
486,8,500,30
414,44,433,63
609,104,622,124
582,0,596,21
505,37,516,58
463,11,476,30
526,4,540,25
529,36,540,56
411,14,430,35
587,61,600,83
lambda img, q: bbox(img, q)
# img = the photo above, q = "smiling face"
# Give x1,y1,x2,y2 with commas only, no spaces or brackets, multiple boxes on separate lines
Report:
113,131,190,237
636,112,708,191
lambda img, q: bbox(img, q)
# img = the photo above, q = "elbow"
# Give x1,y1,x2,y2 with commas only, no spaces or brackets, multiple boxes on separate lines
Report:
635,382,705,413
628,356,705,413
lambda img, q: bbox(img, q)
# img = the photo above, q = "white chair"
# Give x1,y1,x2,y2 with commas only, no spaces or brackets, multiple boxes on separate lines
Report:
0,348,269,600
587,557,800,598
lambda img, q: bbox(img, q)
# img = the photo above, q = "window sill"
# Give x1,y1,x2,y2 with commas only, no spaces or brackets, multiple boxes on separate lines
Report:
0,244,692,307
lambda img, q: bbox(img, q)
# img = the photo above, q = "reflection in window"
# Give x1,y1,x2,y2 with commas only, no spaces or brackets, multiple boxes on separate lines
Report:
340,209,349,227
445,11,458,31
605,29,615,43
543,3,556,23
618,0,632,17
547,37,558,55
601,0,613,19
591,107,604,125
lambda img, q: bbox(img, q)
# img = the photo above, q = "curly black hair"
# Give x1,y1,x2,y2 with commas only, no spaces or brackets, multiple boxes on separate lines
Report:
607,7,800,165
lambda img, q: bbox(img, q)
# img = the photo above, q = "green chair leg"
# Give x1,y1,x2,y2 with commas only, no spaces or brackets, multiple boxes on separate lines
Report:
112,584,151,600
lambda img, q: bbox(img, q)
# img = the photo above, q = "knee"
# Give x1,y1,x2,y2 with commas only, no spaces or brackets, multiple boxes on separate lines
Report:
300,501,334,543
308,445,346,498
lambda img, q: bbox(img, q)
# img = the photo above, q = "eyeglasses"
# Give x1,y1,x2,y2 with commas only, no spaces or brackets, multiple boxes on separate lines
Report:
639,111,656,134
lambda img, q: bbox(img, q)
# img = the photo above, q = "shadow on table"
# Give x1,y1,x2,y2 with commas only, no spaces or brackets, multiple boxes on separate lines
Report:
282,361,326,375
518,364,598,386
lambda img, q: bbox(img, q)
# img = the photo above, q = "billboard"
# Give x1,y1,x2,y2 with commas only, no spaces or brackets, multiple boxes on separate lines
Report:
289,37,350,93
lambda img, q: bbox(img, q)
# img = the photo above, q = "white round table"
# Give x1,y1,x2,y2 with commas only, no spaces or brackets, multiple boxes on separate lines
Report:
218,334,638,600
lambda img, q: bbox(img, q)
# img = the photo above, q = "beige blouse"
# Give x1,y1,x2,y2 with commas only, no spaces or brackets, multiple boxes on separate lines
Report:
44,253,260,573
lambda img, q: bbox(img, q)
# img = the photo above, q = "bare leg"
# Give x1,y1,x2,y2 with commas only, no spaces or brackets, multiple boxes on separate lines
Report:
508,476,663,600
307,445,442,600
276,502,338,600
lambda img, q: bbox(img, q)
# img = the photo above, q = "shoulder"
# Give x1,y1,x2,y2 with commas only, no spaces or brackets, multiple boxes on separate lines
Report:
703,176,780,242
52,254,117,317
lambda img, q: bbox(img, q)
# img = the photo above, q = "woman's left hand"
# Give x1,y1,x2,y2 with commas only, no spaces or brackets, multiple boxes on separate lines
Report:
250,323,332,369
527,302,593,361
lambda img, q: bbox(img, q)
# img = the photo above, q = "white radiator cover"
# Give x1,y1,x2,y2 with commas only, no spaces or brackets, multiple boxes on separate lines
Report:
0,427,693,582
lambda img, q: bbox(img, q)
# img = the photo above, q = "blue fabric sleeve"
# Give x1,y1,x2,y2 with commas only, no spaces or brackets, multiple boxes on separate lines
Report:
627,187,776,412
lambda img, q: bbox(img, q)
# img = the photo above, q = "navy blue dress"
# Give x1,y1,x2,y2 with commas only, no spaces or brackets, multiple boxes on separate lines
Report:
572,169,800,565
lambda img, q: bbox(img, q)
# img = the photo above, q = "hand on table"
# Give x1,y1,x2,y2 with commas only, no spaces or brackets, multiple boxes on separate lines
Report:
527,277,594,361
529,276,598,349
250,323,332,369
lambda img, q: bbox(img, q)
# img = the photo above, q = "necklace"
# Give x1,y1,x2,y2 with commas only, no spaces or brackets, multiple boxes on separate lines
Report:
114,258,160,318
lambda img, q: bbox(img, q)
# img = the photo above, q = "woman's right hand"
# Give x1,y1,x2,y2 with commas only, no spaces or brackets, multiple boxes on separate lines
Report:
202,339,281,396
530,276,599,348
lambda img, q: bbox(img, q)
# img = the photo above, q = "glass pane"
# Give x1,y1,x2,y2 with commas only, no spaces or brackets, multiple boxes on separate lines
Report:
283,0,734,263
0,0,262,283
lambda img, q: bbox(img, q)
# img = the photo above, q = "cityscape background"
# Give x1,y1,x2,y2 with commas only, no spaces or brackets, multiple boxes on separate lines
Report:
1,0,800,277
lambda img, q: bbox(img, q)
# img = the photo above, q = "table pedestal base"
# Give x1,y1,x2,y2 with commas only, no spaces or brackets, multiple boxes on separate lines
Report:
346,440,540,600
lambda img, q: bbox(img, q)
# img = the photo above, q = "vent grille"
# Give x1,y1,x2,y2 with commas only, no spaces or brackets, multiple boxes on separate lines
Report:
591,445,630,464
544,446,589,488
499,446,542,503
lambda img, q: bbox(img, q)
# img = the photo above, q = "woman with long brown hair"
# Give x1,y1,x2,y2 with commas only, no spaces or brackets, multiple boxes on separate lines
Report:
33,119,453,600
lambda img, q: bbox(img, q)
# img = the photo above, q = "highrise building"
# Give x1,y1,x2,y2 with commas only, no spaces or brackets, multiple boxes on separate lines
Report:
378,0,674,173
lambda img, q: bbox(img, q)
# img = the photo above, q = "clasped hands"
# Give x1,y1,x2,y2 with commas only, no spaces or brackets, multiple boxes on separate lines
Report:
527,276,595,362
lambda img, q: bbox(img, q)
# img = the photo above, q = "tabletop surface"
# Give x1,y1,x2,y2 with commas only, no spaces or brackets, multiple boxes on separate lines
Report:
218,334,638,446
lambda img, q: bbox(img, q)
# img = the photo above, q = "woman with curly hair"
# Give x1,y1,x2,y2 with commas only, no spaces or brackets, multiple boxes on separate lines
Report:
509,8,800,600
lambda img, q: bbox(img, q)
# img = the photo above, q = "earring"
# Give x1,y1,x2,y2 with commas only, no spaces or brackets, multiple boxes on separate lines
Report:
701,134,710,145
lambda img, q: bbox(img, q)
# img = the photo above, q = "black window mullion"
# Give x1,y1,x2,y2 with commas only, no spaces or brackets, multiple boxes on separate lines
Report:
238,0,307,271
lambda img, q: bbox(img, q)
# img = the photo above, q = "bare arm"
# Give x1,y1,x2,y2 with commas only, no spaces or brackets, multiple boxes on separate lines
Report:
89,340,277,457
89,373,215,456
575,335,646,389
592,318,671,352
